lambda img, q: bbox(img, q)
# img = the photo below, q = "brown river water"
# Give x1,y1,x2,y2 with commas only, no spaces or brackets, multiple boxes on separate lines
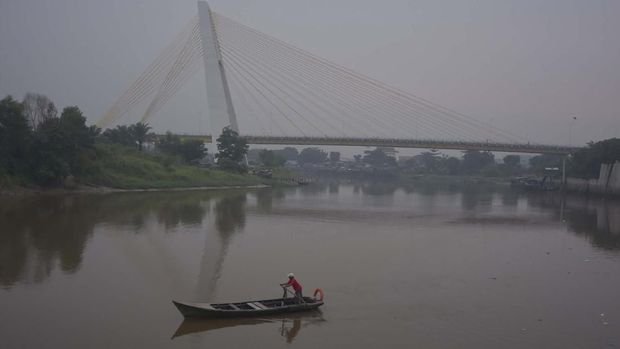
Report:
1,182,619,348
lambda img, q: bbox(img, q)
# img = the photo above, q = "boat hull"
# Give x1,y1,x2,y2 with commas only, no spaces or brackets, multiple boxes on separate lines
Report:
173,297,324,319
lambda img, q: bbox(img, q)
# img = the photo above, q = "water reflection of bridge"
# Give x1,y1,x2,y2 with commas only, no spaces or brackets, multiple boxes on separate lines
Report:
1,185,618,290
0,191,249,294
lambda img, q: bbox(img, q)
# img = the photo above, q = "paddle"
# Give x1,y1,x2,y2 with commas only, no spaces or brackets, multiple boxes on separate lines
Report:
280,285,296,306
281,285,306,305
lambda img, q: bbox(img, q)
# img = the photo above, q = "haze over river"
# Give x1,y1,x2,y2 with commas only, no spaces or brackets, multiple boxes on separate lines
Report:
1,182,619,348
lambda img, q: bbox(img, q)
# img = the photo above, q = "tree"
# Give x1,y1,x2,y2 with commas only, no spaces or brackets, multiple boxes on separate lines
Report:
503,155,521,168
444,156,461,175
259,150,285,167
416,151,441,173
0,96,32,175
29,106,95,184
1,95,98,186
129,122,151,151
22,93,57,130
570,138,620,178
500,155,522,176
102,125,134,147
461,150,495,174
216,127,248,172
102,122,151,150
529,154,562,174
59,106,94,149
178,139,207,163
363,148,396,167
30,117,71,185
156,132,181,154
298,147,327,164
155,132,206,163
275,147,299,161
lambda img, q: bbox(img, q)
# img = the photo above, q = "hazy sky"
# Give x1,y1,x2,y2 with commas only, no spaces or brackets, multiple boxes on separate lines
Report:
1,0,619,146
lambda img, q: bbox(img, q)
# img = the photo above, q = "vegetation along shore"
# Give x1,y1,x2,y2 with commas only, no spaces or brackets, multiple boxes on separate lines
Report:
0,94,268,193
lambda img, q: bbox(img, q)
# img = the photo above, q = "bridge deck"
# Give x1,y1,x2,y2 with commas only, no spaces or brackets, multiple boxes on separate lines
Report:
169,134,579,155
243,136,578,155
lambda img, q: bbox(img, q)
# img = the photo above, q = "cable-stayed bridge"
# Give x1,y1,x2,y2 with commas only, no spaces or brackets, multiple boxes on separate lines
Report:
97,1,578,156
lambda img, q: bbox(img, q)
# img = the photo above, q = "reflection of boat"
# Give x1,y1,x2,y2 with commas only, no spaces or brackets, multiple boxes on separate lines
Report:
172,318,271,338
171,311,325,339
172,297,324,319
511,176,559,191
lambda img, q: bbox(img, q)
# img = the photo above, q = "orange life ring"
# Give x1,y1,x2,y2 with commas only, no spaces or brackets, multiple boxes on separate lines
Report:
313,288,324,301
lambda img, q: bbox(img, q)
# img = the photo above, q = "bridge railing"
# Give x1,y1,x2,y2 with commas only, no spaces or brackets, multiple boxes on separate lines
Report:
159,134,580,155
242,135,580,155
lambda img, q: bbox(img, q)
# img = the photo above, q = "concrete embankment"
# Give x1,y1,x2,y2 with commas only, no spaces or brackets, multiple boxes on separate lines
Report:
567,162,620,196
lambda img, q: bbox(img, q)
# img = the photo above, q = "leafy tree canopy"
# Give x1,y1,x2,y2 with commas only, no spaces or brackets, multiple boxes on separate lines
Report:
0,96,31,175
363,148,397,167
503,155,521,168
274,147,299,161
529,154,562,174
129,122,152,151
102,122,152,150
156,132,206,163
22,93,57,130
216,127,248,172
461,150,495,174
298,147,327,164
570,138,620,178
259,150,285,167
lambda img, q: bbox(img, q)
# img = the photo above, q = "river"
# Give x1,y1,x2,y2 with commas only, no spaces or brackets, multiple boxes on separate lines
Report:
1,182,619,348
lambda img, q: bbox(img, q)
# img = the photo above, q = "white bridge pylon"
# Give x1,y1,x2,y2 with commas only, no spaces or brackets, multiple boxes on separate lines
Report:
197,1,239,135
97,1,237,142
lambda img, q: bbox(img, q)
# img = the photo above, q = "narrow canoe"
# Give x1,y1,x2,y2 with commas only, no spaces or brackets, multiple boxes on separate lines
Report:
173,297,324,319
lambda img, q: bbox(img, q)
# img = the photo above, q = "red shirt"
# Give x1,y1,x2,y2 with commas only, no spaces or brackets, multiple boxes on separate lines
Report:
287,278,302,293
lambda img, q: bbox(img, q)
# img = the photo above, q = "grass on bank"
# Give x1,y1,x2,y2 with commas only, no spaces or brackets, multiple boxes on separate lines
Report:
78,143,264,189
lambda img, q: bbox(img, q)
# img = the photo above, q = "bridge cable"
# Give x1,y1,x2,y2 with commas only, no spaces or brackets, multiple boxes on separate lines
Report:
217,23,471,141
216,14,472,140
215,13,526,143
216,13,492,141
220,43,356,137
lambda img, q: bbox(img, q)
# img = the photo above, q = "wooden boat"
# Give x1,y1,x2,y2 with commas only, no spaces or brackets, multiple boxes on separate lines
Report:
173,296,324,319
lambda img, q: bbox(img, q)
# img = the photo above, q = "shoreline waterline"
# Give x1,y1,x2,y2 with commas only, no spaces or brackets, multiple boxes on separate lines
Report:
0,184,271,197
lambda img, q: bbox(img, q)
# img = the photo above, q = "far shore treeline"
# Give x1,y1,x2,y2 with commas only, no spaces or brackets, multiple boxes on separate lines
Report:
249,140,620,180
1,93,619,189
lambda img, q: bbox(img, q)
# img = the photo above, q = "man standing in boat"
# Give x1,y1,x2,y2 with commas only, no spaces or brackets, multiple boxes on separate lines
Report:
280,273,303,303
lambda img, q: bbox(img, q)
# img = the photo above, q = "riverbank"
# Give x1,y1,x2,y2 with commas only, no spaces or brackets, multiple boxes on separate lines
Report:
0,184,271,197
402,173,511,186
